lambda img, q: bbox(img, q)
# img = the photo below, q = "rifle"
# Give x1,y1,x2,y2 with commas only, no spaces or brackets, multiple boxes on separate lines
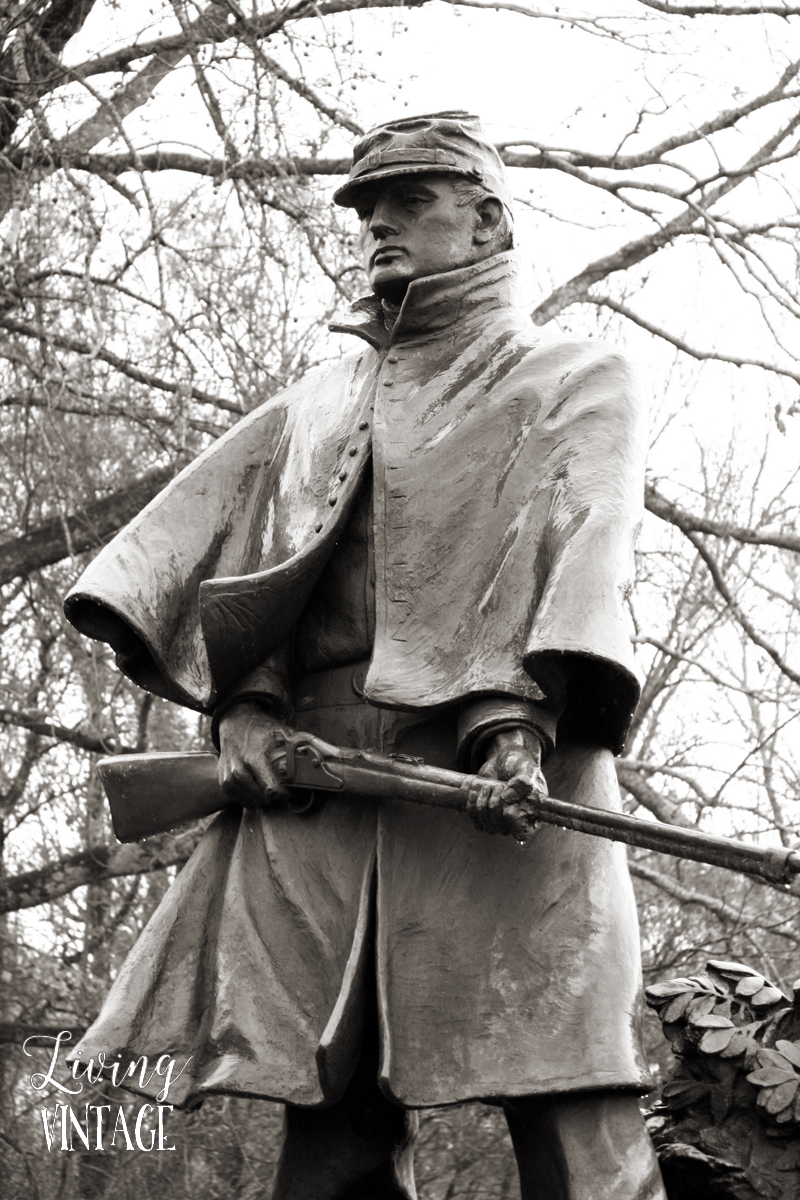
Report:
96,729,800,888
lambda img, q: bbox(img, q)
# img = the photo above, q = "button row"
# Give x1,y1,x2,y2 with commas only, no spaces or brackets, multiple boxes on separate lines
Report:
313,415,371,537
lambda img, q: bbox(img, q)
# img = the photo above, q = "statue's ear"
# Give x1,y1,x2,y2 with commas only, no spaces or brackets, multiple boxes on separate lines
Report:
473,195,503,245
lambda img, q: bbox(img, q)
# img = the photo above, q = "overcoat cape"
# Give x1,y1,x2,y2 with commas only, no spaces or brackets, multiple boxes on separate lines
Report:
65,252,652,1109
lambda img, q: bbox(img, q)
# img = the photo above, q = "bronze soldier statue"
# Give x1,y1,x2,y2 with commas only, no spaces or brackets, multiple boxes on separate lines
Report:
65,112,667,1199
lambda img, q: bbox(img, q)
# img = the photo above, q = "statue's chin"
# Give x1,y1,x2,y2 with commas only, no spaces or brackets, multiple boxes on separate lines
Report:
370,276,410,305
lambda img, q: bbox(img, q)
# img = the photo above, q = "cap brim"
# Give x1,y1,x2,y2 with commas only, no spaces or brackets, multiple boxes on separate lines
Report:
333,163,482,208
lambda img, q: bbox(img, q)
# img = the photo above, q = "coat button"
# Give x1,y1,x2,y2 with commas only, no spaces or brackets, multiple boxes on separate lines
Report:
315,522,323,532
349,446,358,456
339,471,347,481
387,355,398,364
383,380,393,388
329,496,337,506
359,420,368,430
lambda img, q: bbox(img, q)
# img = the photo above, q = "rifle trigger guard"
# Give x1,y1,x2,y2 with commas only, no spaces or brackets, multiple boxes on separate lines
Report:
276,735,344,792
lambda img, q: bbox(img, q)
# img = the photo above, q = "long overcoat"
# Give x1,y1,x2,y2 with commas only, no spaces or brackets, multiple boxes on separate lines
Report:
65,252,652,1109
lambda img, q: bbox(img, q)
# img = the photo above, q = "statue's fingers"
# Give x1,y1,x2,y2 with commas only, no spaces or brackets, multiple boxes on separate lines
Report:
505,774,533,803
220,778,257,807
466,780,486,831
475,781,505,834
218,754,241,795
463,776,484,830
530,768,549,797
489,782,520,835
246,751,292,803
498,776,542,843
222,762,270,808
487,784,522,835
502,801,536,847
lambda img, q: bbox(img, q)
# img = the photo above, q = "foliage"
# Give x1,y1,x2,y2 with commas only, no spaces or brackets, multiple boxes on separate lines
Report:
645,959,800,1199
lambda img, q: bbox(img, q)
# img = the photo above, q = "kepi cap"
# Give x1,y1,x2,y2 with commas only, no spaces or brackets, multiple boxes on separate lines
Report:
333,110,513,217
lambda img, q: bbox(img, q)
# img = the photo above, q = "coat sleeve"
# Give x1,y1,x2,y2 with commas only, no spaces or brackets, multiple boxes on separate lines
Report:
63,397,293,711
209,646,294,748
456,686,568,771
523,346,647,754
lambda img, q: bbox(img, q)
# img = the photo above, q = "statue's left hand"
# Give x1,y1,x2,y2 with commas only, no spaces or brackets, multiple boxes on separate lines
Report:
463,727,547,836
218,703,295,809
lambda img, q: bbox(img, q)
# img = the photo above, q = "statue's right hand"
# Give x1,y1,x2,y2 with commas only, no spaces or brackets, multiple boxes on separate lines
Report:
217,702,295,809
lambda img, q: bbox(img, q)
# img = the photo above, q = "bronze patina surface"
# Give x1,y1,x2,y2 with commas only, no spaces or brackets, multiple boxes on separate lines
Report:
65,111,665,1199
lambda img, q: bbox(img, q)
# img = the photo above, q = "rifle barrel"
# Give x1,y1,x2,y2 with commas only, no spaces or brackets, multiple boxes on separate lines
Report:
97,747,800,888
319,756,800,887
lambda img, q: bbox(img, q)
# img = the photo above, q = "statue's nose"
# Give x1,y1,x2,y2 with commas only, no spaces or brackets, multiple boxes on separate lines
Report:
369,200,400,239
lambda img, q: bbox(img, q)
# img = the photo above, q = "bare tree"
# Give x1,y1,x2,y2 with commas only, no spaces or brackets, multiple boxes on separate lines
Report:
2,2,800,1196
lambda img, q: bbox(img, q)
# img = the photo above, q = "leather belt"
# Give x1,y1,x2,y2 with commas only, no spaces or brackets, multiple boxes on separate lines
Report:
293,659,371,712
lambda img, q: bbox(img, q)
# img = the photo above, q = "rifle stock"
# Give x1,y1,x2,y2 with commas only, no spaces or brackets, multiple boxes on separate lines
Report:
97,752,224,842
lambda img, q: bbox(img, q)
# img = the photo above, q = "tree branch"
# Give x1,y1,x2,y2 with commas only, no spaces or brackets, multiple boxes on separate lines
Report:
1,727,42,815
0,315,238,412
686,530,800,687
4,147,355,181
588,294,800,388
0,1022,85,1046
629,859,771,928
622,756,716,808
500,65,800,173
530,61,800,323
645,482,800,554
636,0,800,14
0,389,225,439
0,709,130,754
631,860,800,941
0,465,175,585
58,0,424,89
616,762,696,827
0,827,202,913
631,633,765,698
62,47,186,157
0,0,98,150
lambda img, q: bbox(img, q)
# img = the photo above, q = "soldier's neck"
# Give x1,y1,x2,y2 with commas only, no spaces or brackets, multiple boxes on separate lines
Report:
331,252,520,350
381,300,401,334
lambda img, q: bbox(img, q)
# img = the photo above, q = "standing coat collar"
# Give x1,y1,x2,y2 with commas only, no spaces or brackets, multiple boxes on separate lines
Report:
330,250,520,350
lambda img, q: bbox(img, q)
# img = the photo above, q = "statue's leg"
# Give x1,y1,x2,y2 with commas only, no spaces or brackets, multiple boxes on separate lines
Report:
503,1090,666,1200
271,1099,417,1200
271,1004,418,1200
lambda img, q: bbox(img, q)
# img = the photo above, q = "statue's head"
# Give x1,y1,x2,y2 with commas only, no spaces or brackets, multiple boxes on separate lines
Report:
334,111,514,304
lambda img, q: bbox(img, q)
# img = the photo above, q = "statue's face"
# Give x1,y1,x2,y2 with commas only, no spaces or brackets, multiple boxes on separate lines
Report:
355,173,483,303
